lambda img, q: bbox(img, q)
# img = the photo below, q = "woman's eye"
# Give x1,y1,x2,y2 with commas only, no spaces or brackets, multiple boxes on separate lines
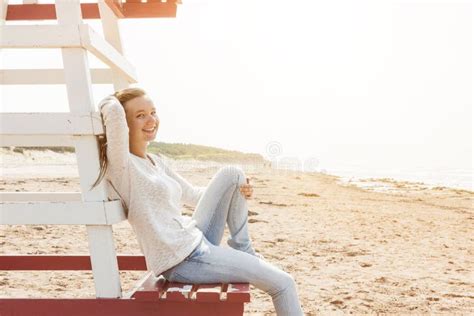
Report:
137,114,145,118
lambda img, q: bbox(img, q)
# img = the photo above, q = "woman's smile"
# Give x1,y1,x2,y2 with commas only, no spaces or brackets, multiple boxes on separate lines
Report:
143,126,157,133
142,124,158,138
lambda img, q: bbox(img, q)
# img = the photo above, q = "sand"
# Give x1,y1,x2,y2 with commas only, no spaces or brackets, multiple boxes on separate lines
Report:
1,149,473,315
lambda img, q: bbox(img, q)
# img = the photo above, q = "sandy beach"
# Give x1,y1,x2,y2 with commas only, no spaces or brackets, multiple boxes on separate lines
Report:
1,149,473,314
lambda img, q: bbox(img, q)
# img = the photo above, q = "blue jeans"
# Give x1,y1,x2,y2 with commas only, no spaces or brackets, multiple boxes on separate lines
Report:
162,166,304,315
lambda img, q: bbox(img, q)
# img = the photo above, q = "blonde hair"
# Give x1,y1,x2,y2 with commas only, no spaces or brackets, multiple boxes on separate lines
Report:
91,87,147,189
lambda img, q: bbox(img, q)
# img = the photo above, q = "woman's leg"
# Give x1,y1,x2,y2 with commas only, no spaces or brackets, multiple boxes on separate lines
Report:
168,166,304,314
165,237,304,315
192,166,256,255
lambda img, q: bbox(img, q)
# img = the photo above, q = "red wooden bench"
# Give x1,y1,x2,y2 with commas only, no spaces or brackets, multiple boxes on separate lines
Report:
0,255,251,316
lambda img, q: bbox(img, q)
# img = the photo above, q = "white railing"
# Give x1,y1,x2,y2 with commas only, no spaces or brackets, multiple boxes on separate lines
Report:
0,0,133,299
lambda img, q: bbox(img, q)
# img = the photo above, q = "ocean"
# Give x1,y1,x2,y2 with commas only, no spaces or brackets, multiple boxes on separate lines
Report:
270,154,472,191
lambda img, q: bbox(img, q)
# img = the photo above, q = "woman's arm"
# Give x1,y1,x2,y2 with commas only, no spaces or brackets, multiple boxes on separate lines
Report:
99,95,130,177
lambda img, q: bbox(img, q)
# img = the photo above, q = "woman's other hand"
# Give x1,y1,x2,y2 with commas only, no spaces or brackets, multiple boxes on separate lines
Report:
240,178,253,200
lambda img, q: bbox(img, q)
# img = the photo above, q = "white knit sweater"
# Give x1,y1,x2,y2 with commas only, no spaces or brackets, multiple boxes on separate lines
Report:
99,96,204,276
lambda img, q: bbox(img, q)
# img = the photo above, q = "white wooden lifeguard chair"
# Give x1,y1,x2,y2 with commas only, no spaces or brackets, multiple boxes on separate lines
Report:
0,1,250,315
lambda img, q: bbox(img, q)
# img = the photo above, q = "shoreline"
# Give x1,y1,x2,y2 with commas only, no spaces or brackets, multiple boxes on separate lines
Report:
337,176,473,195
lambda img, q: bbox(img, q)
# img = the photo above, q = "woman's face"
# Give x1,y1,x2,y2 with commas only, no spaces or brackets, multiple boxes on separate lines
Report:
123,95,159,144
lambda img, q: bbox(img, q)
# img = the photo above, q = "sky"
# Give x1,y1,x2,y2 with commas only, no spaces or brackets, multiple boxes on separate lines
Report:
1,0,472,184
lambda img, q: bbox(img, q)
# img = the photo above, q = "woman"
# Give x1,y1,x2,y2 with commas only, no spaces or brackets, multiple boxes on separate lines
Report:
93,87,303,315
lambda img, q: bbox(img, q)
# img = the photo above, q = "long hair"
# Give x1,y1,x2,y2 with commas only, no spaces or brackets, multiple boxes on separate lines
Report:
90,87,147,190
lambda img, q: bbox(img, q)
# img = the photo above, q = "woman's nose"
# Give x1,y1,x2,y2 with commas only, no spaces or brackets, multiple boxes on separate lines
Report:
147,115,157,124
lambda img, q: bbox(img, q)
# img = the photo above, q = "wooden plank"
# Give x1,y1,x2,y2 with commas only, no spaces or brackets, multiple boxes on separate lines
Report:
0,0,8,25
0,192,81,202
0,25,80,48
104,199,128,224
98,1,124,55
56,0,123,293
0,112,104,135
0,298,246,316
195,284,223,302
0,200,126,225
0,69,114,85
0,135,74,147
0,25,137,83
121,2,177,18
0,255,146,271
163,281,193,301
131,273,167,301
116,255,147,271
7,3,58,20
55,1,108,200
124,0,177,3
226,283,251,303
86,225,122,298
98,0,129,90
104,0,125,19
6,3,101,20
79,24,137,83
5,3,177,20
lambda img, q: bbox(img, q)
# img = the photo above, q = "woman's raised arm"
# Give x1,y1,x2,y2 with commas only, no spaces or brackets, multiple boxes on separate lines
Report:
99,95,130,176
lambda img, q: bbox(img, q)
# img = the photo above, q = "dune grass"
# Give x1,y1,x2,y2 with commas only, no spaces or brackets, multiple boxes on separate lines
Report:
4,142,267,164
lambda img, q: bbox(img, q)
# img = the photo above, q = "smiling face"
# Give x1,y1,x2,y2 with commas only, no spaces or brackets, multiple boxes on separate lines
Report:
123,95,160,145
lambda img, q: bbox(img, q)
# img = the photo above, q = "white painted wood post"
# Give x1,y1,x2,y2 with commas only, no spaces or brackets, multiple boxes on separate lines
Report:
0,0,8,25
0,0,8,74
98,0,129,91
55,0,122,298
